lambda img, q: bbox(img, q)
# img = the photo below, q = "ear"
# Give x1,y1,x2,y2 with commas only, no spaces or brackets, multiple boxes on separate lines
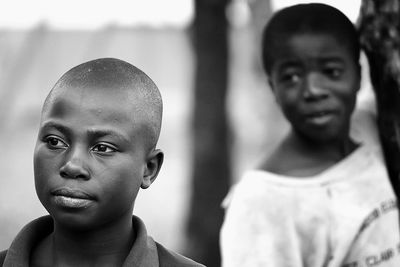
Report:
141,149,164,189
356,62,362,92
267,76,281,104
267,76,273,90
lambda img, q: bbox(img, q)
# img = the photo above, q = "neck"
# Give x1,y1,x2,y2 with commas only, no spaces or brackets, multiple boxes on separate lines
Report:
288,130,358,160
50,214,135,266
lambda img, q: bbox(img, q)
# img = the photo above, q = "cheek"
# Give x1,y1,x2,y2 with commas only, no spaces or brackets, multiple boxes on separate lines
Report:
97,161,144,202
277,93,299,117
100,170,141,215
34,149,50,186
336,72,359,101
33,147,61,194
273,83,299,104
335,85,358,113
33,153,54,208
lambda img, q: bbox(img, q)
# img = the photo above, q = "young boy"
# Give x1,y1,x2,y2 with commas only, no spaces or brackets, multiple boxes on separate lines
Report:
220,3,400,267
0,58,204,266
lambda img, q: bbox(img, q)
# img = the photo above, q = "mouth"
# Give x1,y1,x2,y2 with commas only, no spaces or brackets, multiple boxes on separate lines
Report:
51,188,95,209
304,111,335,125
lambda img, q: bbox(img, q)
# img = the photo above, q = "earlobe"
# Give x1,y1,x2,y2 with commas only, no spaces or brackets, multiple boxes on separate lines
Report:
356,63,362,92
141,149,164,189
268,77,280,104
267,76,273,90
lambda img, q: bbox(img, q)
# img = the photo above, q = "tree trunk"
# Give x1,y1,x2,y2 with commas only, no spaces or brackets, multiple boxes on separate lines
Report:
185,0,231,266
358,0,400,197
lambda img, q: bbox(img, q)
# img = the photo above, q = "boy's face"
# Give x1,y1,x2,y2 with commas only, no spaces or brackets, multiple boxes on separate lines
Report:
269,33,360,142
34,85,155,230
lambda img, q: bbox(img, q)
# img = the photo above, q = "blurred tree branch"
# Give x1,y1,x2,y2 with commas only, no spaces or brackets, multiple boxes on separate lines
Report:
358,0,400,197
185,0,231,266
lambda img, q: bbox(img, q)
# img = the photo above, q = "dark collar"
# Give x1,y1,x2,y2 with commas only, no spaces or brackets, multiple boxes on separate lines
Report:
2,215,160,267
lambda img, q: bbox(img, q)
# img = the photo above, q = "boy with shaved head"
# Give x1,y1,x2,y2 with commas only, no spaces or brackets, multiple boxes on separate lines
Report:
0,58,203,267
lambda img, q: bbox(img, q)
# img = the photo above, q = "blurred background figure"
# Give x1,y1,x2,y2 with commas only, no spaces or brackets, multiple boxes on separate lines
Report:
0,0,362,266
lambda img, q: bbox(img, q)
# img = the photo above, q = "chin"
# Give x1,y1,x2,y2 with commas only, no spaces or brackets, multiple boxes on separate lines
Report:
298,129,341,144
50,210,97,232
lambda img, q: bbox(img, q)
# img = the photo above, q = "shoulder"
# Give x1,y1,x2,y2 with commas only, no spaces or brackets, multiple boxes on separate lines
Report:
224,169,291,207
0,249,7,264
129,216,204,266
155,242,205,267
0,216,53,266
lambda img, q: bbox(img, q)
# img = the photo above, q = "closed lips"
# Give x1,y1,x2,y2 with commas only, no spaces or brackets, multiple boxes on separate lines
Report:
306,110,332,117
52,188,94,200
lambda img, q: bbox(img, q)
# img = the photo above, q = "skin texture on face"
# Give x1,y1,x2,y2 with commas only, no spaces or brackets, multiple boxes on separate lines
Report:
33,59,164,233
269,33,361,145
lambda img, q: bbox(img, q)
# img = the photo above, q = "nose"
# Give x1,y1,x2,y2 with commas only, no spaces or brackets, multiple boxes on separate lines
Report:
59,146,90,180
303,73,329,101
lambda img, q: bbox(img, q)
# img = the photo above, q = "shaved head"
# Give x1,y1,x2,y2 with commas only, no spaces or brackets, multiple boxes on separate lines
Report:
43,58,163,150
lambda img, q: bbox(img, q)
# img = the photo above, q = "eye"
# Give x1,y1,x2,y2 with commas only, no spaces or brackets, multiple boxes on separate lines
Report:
92,143,117,154
45,136,68,149
282,73,301,84
323,66,343,79
278,68,302,86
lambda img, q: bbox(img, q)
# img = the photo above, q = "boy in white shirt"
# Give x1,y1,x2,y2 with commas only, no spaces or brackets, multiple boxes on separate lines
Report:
220,4,400,267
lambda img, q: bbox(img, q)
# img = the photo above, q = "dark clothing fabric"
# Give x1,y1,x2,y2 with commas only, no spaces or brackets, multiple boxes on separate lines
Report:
0,215,204,267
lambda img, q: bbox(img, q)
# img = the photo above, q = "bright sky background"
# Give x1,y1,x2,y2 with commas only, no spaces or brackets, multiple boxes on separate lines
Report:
0,0,194,29
0,0,361,29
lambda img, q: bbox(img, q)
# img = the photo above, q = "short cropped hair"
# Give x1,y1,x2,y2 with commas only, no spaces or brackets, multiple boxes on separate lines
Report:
43,58,163,150
261,3,360,74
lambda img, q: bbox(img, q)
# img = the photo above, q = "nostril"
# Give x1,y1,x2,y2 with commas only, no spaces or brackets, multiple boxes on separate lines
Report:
75,174,88,179
60,170,68,178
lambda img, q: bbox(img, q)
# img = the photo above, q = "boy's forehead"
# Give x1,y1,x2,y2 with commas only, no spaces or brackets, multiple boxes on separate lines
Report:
277,32,342,49
271,33,353,65
42,83,143,119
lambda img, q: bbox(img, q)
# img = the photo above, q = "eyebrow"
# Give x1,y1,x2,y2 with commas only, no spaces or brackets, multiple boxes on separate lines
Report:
40,121,71,135
276,56,346,72
40,121,130,144
86,129,130,144
277,60,301,70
